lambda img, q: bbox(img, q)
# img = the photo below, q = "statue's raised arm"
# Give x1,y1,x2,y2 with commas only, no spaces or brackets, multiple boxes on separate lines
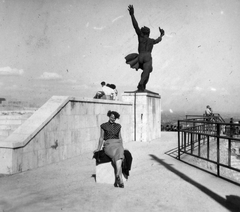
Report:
153,27,165,44
128,5,141,35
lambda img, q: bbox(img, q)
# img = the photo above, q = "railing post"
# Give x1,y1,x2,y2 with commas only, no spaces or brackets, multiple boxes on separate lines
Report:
178,120,180,160
198,133,201,157
217,123,220,176
228,138,231,167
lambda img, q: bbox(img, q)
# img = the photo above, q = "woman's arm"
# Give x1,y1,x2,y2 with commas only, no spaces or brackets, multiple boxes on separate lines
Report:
93,128,104,153
118,131,123,144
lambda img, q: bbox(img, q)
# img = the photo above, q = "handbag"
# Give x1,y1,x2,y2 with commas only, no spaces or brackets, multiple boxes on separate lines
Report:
93,149,111,164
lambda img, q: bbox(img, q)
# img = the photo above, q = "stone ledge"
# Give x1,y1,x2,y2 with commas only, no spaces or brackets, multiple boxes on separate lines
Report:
0,96,133,149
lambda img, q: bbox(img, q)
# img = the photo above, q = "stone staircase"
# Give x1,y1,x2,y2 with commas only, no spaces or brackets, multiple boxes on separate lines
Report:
0,110,36,141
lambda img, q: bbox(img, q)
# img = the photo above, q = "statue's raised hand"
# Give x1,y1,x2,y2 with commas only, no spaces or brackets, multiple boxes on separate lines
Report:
128,5,134,15
159,27,165,37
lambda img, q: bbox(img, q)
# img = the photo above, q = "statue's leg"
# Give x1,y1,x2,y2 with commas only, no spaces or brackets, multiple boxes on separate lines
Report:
143,74,150,90
137,53,152,91
138,60,152,90
137,72,145,91
137,69,150,91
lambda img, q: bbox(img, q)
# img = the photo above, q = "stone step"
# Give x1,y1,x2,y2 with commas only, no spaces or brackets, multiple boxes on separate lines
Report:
0,125,11,130
0,125,19,130
0,115,29,120
0,119,23,125
0,130,10,137
0,112,34,140
0,135,6,142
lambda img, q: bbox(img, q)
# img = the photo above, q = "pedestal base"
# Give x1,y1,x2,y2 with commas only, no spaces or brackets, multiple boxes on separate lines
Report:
122,90,161,142
96,162,126,184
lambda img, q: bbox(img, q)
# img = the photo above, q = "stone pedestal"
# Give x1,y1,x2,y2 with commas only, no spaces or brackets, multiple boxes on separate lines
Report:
96,162,126,184
122,90,161,142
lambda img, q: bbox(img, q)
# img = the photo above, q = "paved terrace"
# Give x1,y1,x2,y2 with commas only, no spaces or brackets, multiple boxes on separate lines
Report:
0,132,240,212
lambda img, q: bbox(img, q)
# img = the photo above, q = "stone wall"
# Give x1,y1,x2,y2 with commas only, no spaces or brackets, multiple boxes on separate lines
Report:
0,96,132,174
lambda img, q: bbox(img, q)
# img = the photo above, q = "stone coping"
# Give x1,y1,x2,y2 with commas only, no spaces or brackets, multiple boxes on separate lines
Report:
122,90,161,99
0,96,132,149
71,96,132,105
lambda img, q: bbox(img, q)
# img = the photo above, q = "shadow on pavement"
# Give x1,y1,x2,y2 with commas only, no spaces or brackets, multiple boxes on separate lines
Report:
149,154,240,212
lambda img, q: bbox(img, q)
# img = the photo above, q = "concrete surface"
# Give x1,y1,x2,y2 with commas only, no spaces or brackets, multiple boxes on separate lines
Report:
0,132,240,212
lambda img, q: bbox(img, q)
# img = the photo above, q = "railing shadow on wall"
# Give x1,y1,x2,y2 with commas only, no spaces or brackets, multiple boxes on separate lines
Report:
0,96,133,175
177,114,240,185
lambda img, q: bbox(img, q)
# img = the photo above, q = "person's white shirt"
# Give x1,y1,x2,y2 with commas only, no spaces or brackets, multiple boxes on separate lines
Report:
102,85,114,96
205,107,212,116
113,89,118,100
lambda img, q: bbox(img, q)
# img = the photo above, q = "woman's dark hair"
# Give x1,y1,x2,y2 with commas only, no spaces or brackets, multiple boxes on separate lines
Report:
106,83,116,89
107,110,120,119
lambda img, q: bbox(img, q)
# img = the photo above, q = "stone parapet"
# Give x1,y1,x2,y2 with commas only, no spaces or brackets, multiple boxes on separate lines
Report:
0,96,132,174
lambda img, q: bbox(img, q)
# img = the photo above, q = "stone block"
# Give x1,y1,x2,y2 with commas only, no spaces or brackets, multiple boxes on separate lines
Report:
64,131,71,145
86,104,94,115
37,149,47,167
67,115,74,130
44,132,54,148
51,148,60,163
81,139,95,153
74,143,82,155
22,151,38,172
53,131,64,147
78,102,87,115
59,145,68,161
58,115,68,131
67,144,76,158
0,148,13,174
33,130,46,151
90,127,99,141
74,115,81,129
80,128,91,141
65,102,72,115
94,104,102,115
12,148,23,173
96,162,126,184
22,140,34,153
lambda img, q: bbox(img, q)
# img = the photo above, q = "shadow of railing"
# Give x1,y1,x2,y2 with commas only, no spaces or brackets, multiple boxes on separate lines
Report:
149,154,240,212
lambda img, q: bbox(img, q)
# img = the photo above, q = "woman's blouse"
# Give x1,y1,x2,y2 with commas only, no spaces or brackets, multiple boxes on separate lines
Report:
101,121,121,140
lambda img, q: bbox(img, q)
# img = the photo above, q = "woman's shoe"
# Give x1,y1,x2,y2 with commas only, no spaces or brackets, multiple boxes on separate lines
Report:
114,179,118,187
115,176,124,188
119,182,124,188
114,176,120,187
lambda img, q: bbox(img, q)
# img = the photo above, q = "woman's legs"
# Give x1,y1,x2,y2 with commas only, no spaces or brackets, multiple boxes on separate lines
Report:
116,159,123,182
113,159,124,187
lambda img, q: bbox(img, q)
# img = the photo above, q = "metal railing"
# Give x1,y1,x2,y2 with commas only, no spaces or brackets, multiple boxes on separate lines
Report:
178,115,240,184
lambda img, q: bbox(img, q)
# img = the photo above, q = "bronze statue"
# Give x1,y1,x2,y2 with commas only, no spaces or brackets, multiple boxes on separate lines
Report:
125,5,165,92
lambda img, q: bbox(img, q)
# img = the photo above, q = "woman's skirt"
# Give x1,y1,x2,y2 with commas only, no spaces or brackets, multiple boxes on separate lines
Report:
103,139,124,162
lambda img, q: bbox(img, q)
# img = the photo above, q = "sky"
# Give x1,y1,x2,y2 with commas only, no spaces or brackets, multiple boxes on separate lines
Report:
0,0,240,114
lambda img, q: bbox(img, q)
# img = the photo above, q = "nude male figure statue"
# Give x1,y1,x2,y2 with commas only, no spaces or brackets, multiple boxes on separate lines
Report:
125,5,165,92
